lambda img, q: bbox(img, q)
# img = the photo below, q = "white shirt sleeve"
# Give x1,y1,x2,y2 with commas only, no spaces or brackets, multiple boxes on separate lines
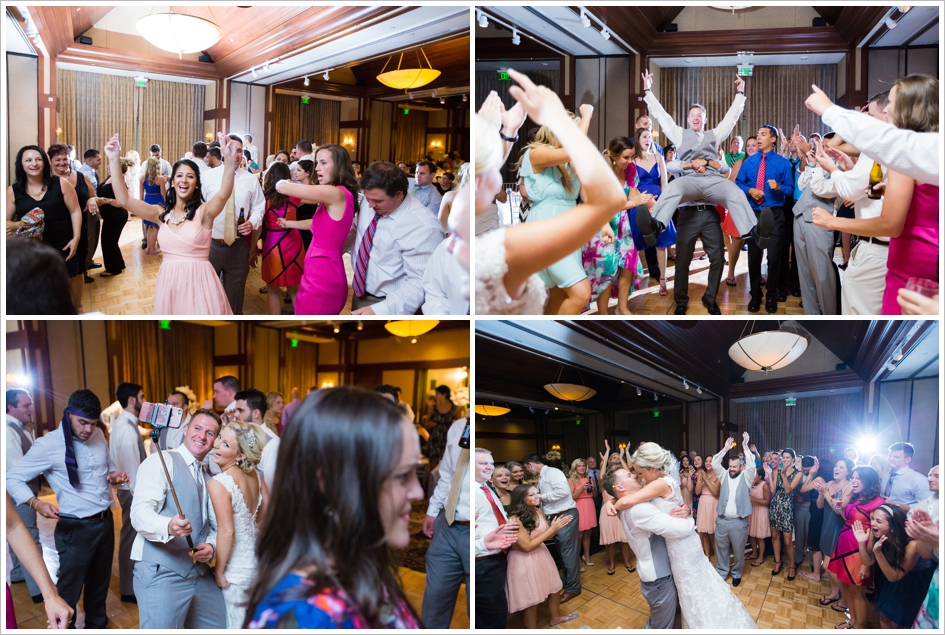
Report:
247,177,266,231
711,93,747,142
421,240,453,315
110,420,143,493
6,423,24,471
644,92,683,146
426,419,465,517
130,453,174,543
825,155,877,202
809,166,839,198
711,447,727,480
6,437,53,505
543,467,573,507
822,105,940,185
631,503,695,540
258,437,279,495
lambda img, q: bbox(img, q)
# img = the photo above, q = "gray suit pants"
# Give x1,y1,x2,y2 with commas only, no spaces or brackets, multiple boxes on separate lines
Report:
134,561,226,629
640,574,678,629
793,215,838,314
209,239,250,315
673,206,724,307
86,210,101,270
8,501,42,597
794,502,811,565
116,490,136,596
551,508,581,594
421,511,470,628
653,172,758,237
714,516,749,580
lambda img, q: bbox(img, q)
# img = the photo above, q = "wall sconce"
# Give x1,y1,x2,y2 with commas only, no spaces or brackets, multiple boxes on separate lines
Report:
342,136,355,146
321,380,335,388
551,444,561,451
430,140,443,148
55,126,62,137
618,443,627,449
205,131,213,141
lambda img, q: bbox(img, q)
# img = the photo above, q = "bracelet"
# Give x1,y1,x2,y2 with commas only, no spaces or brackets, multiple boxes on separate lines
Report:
28,497,36,510
499,129,519,143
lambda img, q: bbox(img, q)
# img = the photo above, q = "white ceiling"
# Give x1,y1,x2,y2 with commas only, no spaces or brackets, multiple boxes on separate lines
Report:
871,5,939,47
5,12,34,55
479,6,630,57
884,321,939,381
652,52,846,68
91,5,178,35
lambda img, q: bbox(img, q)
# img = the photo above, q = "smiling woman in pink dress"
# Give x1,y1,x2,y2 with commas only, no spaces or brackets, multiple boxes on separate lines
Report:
105,132,239,315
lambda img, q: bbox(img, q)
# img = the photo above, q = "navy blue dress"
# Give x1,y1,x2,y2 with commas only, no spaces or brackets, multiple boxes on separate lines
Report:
628,160,676,249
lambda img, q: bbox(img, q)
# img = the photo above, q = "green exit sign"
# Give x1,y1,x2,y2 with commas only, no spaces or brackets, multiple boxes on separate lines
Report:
575,419,582,425
301,97,310,104
291,339,299,348
653,411,660,418
403,108,409,114
159,320,171,330
499,71,510,81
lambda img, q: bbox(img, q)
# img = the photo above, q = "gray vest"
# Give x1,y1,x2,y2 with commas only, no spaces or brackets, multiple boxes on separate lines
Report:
716,472,753,518
678,129,721,176
9,420,40,495
795,181,836,223
140,451,211,577
648,533,673,579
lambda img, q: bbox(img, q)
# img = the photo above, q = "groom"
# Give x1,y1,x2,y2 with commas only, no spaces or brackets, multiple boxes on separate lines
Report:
130,409,226,628
711,432,755,586
603,468,694,629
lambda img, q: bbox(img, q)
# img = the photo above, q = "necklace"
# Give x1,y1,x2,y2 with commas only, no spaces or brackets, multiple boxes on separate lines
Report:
168,210,188,225
26,183,47,198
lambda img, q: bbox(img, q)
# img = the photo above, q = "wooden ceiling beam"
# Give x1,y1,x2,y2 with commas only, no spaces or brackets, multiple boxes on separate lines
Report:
647,27,848,57
727,370,864,399
29,6,75,57
58,44,220,81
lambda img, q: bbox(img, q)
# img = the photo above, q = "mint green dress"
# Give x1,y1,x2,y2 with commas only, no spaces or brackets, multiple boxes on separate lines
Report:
521,150,584,289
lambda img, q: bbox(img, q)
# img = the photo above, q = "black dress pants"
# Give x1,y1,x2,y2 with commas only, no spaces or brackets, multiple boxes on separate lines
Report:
778,198,800,295
99,206,128,274
54,511,115,628
475,553,508,629
747,206,785,302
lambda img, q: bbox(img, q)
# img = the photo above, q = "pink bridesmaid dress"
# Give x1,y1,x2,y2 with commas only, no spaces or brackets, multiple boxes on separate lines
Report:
696,491,718,534
294,186,355,315
153,212,232,315
506,512,563,613
575,477,598,532
598,489,626,545
882,182,939,314
748,481,770,539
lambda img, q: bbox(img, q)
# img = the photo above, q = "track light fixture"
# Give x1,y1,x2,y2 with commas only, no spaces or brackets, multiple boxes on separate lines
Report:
263,60,271,73
477,10,488,28
323,70,330,80
696,386,703,395
581,10,592,28
303,76,309,86
462,94,468,101
683,379,690,390
356,321,363,331
440,97,446,104
885,16,897,29
636,387,642,396
251,66,257,78
511,29,521,45
332,323,340,334
600,28,611,41
654,393,658,401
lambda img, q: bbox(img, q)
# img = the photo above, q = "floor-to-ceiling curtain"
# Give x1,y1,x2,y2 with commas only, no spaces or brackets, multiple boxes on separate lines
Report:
138,79,205,165
390,108,428,164
281,340,318,398
273,94,340,153
660,65,837,146
272,94,301,155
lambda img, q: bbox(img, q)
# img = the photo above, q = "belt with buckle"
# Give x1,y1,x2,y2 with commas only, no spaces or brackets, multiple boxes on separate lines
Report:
453,520,470,526
684,204,716,213
212,238,237,245
864,236,889,246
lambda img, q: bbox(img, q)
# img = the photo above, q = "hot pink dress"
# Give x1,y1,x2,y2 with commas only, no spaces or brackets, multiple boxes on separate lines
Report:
575,477,598,531
882,182,939,314
6,584,15,629
598,489,627,545
294,187,355,315
153,212,233,315
261,196,304,287
748,481,770,539
506,511,563,613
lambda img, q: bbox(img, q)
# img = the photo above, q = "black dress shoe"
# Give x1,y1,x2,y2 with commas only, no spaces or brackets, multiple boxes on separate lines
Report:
765,297,778,313
121,594,137,604
799,300,804,309
777,292,788,302
701,297,721,315
674,304,688,315
636,205,661,247
32,593,43,604
89,262,103,269
733,578,742,587
748,298,761,313
791,289,802,297
84,275,94,284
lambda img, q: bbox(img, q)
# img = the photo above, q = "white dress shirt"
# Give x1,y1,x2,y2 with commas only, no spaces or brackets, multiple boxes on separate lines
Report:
351,194,445,315
289,153,314,173
421,237,469,315
411,183,442,215
822,105,939,185
475,483,508,557
159,158,172,178
426,419,468,521
6,414,33,473
258,426,279,495
711,445,756,518
909,493,939,523
645,91,746,148
77,164,99,190
201,165,265,240
110,410,145,494
538,464,575,515
620,503,695,582
244,143,259,164
130,445,216,560
808,158,887,239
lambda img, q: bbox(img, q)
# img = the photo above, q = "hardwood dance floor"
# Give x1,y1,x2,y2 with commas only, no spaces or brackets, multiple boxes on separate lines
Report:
80,218,353,315
6,489,468,629
505,546,882,630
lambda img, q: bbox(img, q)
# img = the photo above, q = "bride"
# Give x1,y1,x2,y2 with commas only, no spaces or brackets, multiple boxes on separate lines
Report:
207,421,270,629
607,439,756,629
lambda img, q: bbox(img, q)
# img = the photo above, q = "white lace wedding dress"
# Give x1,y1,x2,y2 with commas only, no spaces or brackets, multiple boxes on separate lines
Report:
208,471,262,629
650,475,757,629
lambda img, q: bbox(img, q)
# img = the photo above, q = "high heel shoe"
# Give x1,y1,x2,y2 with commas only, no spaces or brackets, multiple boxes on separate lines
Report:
582,555,594,567
771,560,783,576
787,566,796,581
659,277,668,296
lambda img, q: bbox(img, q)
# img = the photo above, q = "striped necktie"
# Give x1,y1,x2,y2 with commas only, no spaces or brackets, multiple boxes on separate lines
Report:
755,153,767,191
352,213,381,298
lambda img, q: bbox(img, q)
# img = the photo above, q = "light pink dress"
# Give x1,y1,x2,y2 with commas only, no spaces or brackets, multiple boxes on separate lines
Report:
153,212,233,315
748,480,770,538
506,511,563,613
696,478,718,534
575,477,598,531
598,489,627,545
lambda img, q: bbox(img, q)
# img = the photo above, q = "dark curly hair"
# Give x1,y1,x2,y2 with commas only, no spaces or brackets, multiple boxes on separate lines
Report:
158,159,205,224
851,466,882,504
67,389,102,418
872,504,910,571
508,483,540,533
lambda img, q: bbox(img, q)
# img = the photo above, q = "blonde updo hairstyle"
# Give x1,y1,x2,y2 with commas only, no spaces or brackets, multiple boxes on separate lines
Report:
630,442,674,474
225,420,267,473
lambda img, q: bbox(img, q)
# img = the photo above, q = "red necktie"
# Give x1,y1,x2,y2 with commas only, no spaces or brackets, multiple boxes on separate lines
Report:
755,153,767,192
352,212,381,297
481,484,506,527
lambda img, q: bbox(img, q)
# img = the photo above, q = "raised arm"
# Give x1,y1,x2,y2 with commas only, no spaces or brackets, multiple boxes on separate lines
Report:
741,432,756,482
710,74,747,140
104,135,163,223
812,170,913,238
711,440,731,480
503,69,626,299
529,104,593,172
612,477,671,512
207,479,234,588
641,70,683,144
199,133,240,225
274,181,347,219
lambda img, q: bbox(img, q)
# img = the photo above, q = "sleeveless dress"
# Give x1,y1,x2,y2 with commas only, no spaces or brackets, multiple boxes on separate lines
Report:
142,179,163,228
72,172,90,272
650,476,757,629
695,476,718,534
748,481,770,539
882,182,939,314
875,553,934,626
521,150,584,289
580,213,619,309
294,186,354,315
827,496,885,586
768,470,796,533
806,486,825,552
506,511,564,613
153,210,233,315
690,471,700,515
261,196,304,287
426,405,456,468
630,160,676,248
13,177,83,277
913,565,939,629
615,164,643,275
295,202,319,252
208,471,263,629
599,489,627,545
819,484,847,557
475,228,547,314
574,477,598,531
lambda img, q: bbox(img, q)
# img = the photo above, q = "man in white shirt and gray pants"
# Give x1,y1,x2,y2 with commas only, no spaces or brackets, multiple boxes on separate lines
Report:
710,432,755,586
523,452,582,602
109,382,148,603
5,388,42,602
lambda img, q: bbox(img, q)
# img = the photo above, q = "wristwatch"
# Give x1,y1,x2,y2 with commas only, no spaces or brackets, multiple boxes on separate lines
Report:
499,129,519,143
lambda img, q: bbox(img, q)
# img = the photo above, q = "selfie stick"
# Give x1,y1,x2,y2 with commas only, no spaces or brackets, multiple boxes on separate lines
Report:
148,428,196,555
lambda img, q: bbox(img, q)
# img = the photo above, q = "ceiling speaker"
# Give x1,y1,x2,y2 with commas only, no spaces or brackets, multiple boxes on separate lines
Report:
813,17,828,27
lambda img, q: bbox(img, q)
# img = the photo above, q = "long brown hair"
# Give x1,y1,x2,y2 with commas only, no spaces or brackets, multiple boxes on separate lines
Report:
890,74,938,133
314,144,360,202
242,387,420,627
145,156,161,186
263,162,291,210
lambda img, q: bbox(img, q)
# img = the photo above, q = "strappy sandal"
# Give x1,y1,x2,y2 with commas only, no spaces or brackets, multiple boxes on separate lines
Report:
831,603,849,613
607,566,616,575
626,564,636,573
725,277,737,286
835,621,852,629
659,277,668,296
751,558,765,567
819,595,839,606
550,613,579,627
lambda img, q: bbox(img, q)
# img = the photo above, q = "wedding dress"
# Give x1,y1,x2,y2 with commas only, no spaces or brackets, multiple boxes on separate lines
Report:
650,475,757,629
208,471,262,629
